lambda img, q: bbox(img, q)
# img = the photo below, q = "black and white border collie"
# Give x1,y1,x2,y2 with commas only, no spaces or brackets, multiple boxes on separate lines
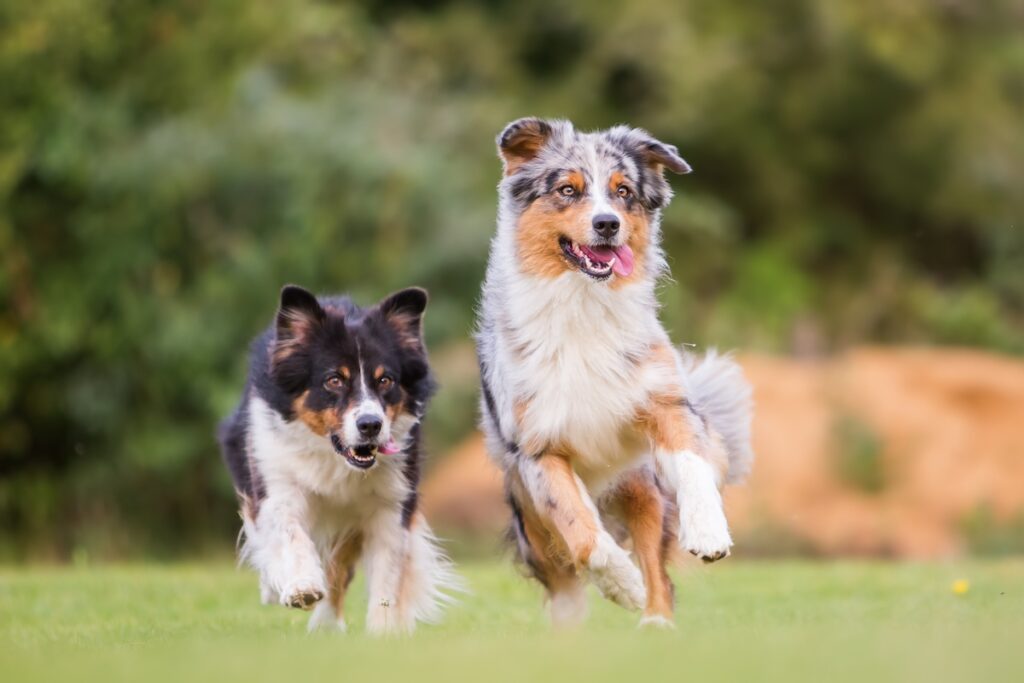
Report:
476,118,754,628
219,285,460,635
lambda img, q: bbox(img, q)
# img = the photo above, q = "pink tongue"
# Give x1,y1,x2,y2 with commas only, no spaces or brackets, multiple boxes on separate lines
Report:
587,244,634,277
378,439,401,455
611,245,634,277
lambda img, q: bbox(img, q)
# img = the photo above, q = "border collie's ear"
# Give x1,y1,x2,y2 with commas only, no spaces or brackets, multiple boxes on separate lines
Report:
276,285,325,342
497,117,555,175
640,138,691,175
378,287,428,351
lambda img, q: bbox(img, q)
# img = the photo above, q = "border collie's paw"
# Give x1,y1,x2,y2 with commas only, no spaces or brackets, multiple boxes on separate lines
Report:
307,601,346,633
586,533,646,611
678,494,732,563
281,581,325,610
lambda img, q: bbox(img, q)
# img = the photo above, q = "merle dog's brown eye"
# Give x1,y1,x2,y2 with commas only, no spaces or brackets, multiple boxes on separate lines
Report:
378,376,393,390
558,185,575,197
324,375,343,390
617,185,631,198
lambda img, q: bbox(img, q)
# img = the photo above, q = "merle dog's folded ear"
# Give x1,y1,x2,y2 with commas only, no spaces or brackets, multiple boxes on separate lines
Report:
497,117,557,175
276,284,325,341
642,139,692,175
378,287,428,350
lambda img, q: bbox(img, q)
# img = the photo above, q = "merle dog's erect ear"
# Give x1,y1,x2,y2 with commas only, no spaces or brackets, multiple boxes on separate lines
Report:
276,284,325,341
497,117,555,175
378,287,428,350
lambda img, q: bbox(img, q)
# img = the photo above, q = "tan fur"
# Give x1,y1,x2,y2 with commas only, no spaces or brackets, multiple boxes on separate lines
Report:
514,169,652,286
516,197,593,279
605,471,674,620
327,533,363,617
292,391,341,436
528,453,599,567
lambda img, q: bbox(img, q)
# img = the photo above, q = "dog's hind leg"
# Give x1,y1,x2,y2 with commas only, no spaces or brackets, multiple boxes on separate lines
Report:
308,532,363,633
603,469,676,627
512,454,646,612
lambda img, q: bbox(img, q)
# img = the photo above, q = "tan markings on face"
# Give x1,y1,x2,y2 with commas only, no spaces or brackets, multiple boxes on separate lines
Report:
516,196,594,279
384,389,407,423
606,470,674,620
292,391,341,436
373,366,384,380
340,366,351,380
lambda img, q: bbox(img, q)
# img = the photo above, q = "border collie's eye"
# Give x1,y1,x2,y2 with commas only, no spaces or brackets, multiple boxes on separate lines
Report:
558,185,575,197
378,375,394,390
617,185,632,199
324,375,343,390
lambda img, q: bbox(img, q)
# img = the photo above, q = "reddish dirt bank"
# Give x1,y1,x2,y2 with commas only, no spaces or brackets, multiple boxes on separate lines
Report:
421,347,1024,558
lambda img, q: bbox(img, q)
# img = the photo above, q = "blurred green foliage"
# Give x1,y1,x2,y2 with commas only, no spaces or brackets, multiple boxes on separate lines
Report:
1,0,1022,559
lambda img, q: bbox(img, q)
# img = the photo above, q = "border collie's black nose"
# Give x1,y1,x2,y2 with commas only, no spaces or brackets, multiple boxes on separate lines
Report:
356,415,382,437
592,214,620,240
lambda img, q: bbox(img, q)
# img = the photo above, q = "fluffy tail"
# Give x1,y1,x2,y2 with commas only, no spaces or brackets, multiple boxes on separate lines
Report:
680,349,755,484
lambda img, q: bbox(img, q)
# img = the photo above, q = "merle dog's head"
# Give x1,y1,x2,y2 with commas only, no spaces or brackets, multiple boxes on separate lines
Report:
270,285,433,470
496,118,690,284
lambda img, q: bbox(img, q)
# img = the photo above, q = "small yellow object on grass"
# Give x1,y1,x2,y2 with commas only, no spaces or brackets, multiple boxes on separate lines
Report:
952,579,970,595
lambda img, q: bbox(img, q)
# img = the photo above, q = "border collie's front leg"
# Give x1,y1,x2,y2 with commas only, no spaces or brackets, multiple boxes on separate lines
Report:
515,453,646,611
252,491,327,609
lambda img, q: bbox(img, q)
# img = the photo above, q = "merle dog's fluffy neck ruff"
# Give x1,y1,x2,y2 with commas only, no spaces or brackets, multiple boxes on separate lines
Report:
476,118,754,628
218,286,460,635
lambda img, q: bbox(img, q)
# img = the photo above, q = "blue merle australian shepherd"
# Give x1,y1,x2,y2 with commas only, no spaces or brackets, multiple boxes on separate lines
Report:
219,285,460,635
476,118,755,627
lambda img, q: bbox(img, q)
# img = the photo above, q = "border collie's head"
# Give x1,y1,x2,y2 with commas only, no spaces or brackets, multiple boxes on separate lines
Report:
270,285,433,470
496,118,690,285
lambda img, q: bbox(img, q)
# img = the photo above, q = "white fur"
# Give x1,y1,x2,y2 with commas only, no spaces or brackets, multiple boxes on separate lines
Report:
657,449,732,560
548,582,588,628
240,396,460,635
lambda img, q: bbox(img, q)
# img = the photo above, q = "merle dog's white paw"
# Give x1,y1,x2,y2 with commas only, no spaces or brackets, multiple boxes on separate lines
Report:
678,493,732,563
586,533,646,611
638,614,676,630
280,579,326,610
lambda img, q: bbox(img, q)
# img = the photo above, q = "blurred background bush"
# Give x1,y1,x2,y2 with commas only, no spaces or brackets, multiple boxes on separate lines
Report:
1,0,1022,561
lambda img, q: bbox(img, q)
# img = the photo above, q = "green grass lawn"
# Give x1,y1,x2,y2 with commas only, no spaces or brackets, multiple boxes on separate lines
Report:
2,559,1022,682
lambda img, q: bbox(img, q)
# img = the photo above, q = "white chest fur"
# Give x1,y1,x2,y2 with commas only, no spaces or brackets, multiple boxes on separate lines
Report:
493,273,668,483
247,396,410,515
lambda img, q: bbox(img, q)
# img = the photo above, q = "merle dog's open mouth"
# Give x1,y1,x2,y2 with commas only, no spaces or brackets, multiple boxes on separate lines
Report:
330,434,377,469
558,237,634,280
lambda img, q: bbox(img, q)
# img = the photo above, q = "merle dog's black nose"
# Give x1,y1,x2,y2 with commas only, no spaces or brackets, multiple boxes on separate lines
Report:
592,214,620,240
356,415,382,437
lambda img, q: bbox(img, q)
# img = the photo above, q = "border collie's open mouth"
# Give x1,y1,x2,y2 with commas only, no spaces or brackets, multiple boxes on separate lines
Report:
559,237,634,280
330,434,378,469
330,434,400,470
